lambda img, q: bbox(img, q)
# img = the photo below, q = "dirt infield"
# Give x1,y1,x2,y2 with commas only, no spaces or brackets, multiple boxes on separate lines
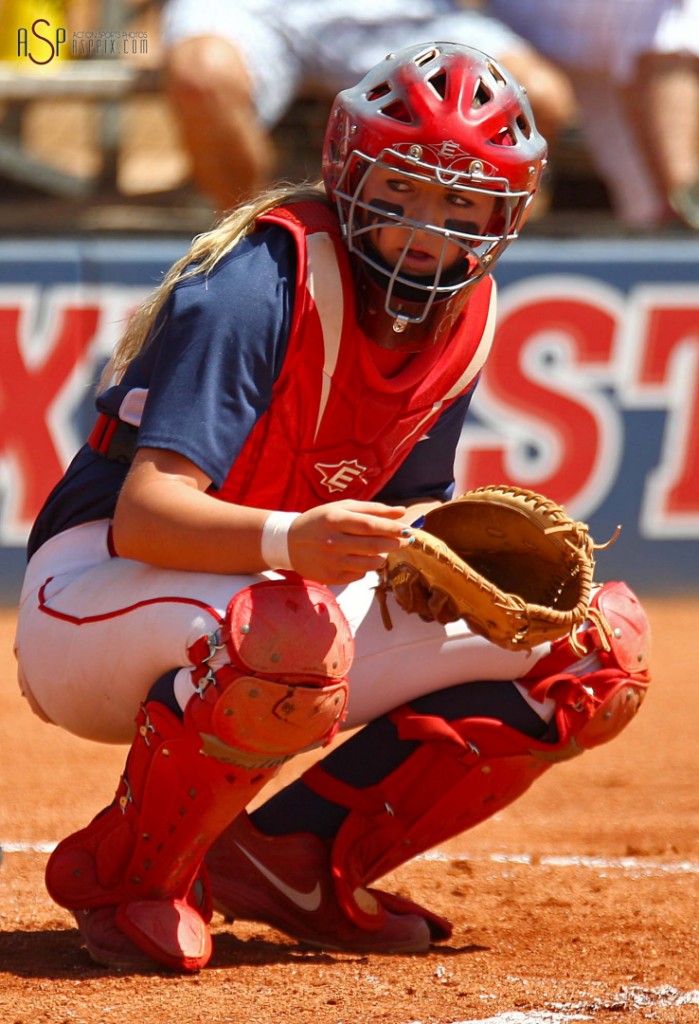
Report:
1,599,698,1024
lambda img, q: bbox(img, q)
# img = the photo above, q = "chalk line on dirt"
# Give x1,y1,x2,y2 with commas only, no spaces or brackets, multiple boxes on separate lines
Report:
407,1012,592,1024
421,850,699,876
4,842,699,879
407,984,699,1023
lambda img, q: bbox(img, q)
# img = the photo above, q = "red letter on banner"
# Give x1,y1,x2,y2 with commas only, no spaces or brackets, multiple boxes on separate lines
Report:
633,299,699,533
457,283,622,513
0,302,99,535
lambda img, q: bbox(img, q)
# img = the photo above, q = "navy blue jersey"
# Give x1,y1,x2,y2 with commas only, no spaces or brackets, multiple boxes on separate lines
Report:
28,224,473,559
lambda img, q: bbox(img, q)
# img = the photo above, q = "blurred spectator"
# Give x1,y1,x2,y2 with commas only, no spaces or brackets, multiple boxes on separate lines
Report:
0,0,186,202
161,0,576,211
488,0,699,231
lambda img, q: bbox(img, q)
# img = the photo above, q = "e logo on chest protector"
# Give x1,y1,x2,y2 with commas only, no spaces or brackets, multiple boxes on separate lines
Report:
315,460,369,493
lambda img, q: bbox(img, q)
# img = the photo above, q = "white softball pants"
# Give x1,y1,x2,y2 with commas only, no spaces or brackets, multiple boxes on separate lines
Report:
14,520,552,745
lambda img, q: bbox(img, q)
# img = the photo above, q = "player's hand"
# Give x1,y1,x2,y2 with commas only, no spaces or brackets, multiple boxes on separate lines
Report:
288,500,414,585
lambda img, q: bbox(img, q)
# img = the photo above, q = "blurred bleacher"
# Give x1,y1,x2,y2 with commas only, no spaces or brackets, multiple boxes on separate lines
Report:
0,91,622,239
0,1,680,240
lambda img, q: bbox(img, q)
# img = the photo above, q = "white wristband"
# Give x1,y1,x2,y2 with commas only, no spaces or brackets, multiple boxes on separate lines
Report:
260,511,300,570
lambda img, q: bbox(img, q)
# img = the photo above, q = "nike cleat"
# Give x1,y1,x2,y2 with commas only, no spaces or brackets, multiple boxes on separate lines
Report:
206,812,434,953
70,900,211,973
72,907,157,971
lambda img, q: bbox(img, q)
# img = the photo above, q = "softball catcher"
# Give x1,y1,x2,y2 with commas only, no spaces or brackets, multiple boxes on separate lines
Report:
15,43,651,972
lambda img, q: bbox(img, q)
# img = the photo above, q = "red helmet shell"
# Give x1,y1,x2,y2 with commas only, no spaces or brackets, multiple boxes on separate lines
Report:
323,42,547,200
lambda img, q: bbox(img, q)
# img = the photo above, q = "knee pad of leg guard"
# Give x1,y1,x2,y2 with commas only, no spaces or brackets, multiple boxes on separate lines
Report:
186,578,352,767
522,580,651,755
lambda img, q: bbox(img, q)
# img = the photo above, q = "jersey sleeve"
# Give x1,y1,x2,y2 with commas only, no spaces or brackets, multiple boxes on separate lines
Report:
131,225,297,489
374,388,476,505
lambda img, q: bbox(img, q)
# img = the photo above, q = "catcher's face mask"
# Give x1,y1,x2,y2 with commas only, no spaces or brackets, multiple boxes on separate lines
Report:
322,42,547,340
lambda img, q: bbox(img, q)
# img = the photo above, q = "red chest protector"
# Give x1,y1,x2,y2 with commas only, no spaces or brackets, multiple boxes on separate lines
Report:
215,201,496,511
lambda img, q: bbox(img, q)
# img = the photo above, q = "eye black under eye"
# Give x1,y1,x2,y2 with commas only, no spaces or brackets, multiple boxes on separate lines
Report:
445,218,481,235
370,198,405,216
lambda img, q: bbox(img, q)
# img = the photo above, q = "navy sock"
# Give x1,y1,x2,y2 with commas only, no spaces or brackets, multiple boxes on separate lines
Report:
251,680,550,839
146,669,182,718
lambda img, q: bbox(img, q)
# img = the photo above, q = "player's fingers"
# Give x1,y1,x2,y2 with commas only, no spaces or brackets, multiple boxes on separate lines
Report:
327,527,412,549
333,511,414,540
292,542,390,584
322,555,388,585
328,501,408,529
288,507,412,579
333,500,407,518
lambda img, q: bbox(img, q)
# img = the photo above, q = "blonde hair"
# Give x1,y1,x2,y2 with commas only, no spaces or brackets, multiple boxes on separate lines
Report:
101,181,329,386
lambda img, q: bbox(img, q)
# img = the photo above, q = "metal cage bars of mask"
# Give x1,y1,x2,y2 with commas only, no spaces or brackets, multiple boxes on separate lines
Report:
332,148,532,323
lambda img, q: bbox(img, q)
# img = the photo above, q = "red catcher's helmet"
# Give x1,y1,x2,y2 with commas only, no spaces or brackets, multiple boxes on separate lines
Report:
322,42,548,338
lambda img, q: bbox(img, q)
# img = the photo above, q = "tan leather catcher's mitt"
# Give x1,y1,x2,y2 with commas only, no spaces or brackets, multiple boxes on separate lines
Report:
376,485,600,651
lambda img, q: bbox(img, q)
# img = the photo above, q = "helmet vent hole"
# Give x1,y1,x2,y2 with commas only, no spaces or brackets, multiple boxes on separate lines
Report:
381,99,414,124
516,113,532,139
472,79,493,108
486,61,507,87
414,47,440,68
492,126,516,147
427,69,448,100
367,81,392,102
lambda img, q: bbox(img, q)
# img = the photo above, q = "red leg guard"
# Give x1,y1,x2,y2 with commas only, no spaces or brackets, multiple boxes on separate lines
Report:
46,700,278,971
303,709,554,934
301,580,651,935
46,577,353,972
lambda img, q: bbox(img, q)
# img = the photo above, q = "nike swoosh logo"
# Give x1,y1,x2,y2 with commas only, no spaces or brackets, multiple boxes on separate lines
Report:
234,842,322,912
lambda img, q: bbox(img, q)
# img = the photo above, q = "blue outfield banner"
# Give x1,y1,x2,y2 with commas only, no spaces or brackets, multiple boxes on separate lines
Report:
0,235,697,603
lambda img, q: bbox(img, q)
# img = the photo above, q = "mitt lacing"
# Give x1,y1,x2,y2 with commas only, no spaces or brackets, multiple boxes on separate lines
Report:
567,597,615,658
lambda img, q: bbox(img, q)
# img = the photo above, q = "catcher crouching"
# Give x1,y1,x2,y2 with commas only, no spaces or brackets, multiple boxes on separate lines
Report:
42,499,650,970
16,43,651,972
